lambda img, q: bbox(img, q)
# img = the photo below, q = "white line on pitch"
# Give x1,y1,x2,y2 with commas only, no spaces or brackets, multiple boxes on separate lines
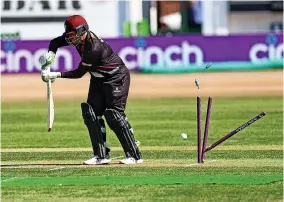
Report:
48,156,124,169
184,163,201,167
111,156,124,160
2,177,19,182
48,166,65,171
2,177,26,182
184,159,217,167
206,160,217,163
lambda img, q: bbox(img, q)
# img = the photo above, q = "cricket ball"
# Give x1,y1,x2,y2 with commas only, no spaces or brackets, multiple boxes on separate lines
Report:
180,133,188,140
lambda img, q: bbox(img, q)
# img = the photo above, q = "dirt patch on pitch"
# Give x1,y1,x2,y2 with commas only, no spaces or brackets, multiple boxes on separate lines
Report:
1,159,282,168
1,70,282,102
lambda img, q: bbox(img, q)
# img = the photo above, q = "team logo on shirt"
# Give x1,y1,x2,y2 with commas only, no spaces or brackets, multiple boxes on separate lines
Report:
114,87,121,93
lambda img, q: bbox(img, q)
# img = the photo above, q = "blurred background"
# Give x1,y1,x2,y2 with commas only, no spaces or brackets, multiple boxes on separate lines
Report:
1,0,283,38
1,2,283,201
1,0,283,100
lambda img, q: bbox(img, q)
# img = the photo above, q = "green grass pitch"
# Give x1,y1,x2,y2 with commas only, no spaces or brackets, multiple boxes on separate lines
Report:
1,96,283,201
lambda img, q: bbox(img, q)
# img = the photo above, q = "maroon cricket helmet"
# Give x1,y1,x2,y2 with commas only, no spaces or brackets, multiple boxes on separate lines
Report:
64,15,89,45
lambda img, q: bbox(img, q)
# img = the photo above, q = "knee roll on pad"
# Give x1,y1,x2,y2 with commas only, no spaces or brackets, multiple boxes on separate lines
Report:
104,109,141,160
104,110,124,130
81,102,106,158
97,116,110,158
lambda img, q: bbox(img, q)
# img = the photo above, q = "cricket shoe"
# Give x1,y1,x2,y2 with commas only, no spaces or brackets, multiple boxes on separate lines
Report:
119,157,144,164
83,156,111,165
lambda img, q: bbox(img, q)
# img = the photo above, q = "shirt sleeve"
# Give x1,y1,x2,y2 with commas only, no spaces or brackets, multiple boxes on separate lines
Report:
48,34,69,53
61,63,88,79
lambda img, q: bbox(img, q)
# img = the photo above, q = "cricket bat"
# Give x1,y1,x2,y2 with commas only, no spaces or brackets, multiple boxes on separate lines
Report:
47,68,54,132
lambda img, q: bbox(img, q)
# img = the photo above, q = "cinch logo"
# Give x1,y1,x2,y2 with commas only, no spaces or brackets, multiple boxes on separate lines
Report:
1,48,73,73
249,33,284,63
118,39,204,70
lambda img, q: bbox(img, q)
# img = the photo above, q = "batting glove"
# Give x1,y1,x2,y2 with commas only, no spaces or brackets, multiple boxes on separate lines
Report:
39,51,56,70
41,71,61,83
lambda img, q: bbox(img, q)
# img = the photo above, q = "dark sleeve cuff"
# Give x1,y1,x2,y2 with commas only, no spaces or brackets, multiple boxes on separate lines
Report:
60,67,87,79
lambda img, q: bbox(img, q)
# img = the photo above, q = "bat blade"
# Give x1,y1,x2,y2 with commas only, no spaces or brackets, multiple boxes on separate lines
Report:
47,79,54,132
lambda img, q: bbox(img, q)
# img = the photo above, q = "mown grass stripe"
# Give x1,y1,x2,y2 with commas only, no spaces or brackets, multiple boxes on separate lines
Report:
1,175,282,186
1,145,282,152
2,150,282,162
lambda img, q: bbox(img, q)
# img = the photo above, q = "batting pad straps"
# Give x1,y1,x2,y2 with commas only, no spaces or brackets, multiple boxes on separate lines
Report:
98,116,107,143
104,109,141,160
81,102,106,159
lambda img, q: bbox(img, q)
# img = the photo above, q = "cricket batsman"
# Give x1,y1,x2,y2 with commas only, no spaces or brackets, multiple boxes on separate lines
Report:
39,15,143,165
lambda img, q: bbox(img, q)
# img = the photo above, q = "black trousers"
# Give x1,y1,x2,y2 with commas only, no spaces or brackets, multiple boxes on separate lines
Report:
86,66,141,159
87,66,130,117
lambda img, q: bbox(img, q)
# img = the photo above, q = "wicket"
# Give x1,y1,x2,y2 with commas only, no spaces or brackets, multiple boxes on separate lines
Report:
204,112,266,153
201,97,212,162
196,97,266,163
197,97,212,163
197,97,202,163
